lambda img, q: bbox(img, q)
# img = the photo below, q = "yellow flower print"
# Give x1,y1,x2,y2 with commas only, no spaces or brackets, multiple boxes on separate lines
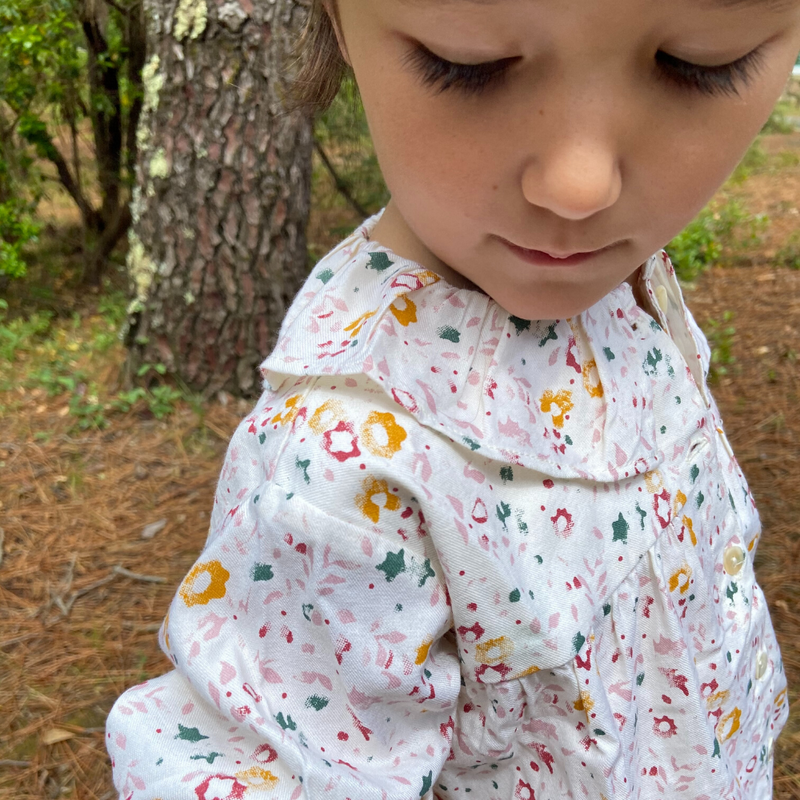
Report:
475,636,514,665
681,515,698,546
360,411,407,459
706,689,730,710
389,296,418,327
355,476,402,523
271,394,302,427
539,389,574,429
718,707,742,741
308,399,346,435
574,690,595,713
581,360,604,398
236,766,279,789
179,560,230,607
343,309,377,339
644,470,664,494
673,490,687,513
415,639,433,665
668,564,692,594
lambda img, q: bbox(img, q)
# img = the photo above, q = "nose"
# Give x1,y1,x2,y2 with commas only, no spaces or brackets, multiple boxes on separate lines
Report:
520,135,622,221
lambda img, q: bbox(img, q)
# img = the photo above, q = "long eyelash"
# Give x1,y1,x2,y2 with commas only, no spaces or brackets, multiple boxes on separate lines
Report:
655,48,765,98
402,45,514,96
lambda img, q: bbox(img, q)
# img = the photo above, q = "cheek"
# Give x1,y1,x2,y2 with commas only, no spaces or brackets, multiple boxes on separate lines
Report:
362,81,499,208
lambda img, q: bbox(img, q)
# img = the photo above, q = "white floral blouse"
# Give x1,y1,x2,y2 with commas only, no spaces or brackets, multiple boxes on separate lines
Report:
107,210,787,800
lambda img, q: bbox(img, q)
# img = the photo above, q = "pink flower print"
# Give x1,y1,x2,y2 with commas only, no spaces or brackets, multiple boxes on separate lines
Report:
551,508,575,539
194,774,247,800
322,420,361,462
652,715,678,738
514,779,536,799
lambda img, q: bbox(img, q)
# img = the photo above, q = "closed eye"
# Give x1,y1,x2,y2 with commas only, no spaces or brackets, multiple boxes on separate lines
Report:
401,45,519,96
403,42,767,100
655,48,766,98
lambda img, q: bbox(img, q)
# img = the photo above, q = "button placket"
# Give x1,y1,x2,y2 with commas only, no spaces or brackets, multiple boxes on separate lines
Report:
755,650,769,681
723,545,746,576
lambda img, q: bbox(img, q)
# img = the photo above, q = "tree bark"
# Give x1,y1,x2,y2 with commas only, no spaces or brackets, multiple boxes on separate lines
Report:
125,0,313,399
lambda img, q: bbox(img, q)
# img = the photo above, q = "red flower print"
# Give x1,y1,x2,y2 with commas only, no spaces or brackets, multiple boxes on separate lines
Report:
514,779,536,800
551,508,575,538
322,420,361,462
653,715,678,738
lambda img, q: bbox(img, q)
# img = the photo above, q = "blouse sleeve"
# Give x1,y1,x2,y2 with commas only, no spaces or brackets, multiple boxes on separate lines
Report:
106,409,459,800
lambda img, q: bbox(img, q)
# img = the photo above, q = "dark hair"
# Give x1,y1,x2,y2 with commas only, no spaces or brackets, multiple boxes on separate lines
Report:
287,0,351,117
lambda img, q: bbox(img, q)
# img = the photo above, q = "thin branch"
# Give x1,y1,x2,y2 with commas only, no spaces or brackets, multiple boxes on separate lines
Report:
112,565,167,584
313,138,370,219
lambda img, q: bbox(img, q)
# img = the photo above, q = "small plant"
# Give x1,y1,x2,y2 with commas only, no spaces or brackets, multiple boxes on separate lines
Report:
703,311,737,382
148,385,183,419
0,299,53,361
776,232,800,270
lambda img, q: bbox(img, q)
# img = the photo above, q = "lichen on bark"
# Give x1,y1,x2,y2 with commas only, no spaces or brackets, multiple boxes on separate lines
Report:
127,231,158,313
173,0,208,41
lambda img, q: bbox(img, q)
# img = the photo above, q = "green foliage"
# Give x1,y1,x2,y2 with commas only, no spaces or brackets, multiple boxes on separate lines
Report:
313,76,389,224
667,198,768,282
703,311,736,382
776,231,800,269
761,102,796,135
0,298,52,361
0,198,40,277
0,301,190,428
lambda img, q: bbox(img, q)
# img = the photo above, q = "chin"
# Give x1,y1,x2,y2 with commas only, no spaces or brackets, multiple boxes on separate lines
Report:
498,296,592,322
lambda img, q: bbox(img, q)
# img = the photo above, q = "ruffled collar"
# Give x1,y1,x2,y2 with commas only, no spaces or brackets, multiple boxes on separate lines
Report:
262,211,702,482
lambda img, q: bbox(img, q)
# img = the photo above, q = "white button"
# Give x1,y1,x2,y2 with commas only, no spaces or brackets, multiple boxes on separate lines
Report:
755,650,768,680
723,545,746,576
655,285,670,314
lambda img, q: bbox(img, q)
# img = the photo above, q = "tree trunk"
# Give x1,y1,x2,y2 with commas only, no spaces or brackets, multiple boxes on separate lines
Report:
125,0,313,398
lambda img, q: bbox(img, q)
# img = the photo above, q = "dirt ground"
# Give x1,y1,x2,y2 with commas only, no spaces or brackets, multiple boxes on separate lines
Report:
1,138,799,798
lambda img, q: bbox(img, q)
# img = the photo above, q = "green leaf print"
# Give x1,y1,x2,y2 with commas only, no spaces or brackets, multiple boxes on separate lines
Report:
463,437,481,451
305,695,330,711
175,724,209,742
500,466,514,483
317,268,334,284
612,513,630,544
190,752,224,764
250,563,274,582
635,503,647,530
275,712,297,731
726,582,738,602
296,456,311,484
420,771,434,797
496,501,511,530
437,325,461,343
572,631,586,654
376,549,407,582
368,252,394,272
509,588,521,603
538,323,558,347
690,464,700,483
643,348,663,376
412,557,436,587
603,346,616,361
509,316,531,335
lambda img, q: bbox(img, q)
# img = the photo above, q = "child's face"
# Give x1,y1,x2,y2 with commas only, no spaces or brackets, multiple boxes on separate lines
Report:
329,0,800,319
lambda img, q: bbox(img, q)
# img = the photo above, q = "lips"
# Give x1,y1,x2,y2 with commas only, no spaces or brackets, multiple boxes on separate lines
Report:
499,237,621,267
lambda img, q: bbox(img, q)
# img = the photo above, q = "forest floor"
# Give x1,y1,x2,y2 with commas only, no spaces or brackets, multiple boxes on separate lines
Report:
1,133,799,799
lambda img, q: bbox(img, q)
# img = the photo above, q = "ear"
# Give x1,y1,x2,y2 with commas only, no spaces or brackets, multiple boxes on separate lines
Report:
321,0,352,67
